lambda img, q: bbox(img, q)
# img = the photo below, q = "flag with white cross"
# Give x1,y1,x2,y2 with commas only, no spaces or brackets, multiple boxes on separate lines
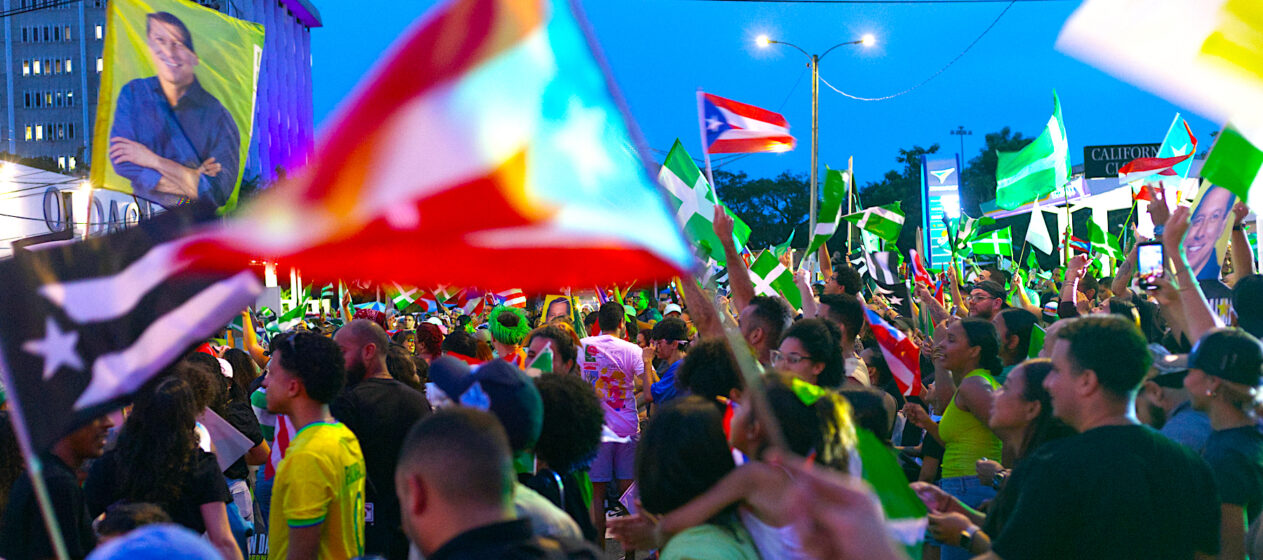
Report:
749,250,802,310
842,202,905,243
659,140,752,265
969,227,1014,257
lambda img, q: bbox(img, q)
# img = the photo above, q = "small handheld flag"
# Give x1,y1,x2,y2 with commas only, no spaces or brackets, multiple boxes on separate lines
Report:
863,308,922,396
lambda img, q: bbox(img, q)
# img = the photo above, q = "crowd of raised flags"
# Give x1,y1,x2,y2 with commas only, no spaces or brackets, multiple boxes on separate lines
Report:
4,0,1263,559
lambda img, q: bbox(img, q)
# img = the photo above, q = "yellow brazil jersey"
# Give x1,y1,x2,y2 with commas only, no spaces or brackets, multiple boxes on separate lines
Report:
268,421,366,560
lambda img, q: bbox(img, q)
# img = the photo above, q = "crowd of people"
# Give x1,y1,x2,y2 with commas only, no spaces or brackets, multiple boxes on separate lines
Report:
1,191,1263,560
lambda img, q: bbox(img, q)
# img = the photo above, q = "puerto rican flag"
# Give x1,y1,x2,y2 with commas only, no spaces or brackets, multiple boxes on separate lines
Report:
909,249,933,287
496,289,527,309
1067,235,1091,254
863,308,922,396
699,92,796,154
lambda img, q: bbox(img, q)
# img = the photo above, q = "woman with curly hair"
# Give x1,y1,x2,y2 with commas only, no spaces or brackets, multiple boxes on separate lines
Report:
84,371,241,560
775,318,846,388
415,322,445,364
522,373,605,543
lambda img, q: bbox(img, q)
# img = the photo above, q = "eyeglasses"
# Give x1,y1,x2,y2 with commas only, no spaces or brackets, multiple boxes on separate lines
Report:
968,293,997,302
771,350,813,366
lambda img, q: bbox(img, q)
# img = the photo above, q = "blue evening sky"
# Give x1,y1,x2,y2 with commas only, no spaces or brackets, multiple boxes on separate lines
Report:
310,1,1217,189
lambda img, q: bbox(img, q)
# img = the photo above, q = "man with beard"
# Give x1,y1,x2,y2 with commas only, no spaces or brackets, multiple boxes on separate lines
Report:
331,320,432,560
1137,348,1212,454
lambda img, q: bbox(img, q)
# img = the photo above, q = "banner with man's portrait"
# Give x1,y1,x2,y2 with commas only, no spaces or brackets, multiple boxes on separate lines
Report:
90,0,264,213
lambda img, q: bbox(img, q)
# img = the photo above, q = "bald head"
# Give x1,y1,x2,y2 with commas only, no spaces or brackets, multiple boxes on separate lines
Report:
338,319,390,359
334,319,390,383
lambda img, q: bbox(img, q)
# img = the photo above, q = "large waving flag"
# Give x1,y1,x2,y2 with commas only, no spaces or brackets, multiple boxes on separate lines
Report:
659,140,752,264
863,308,922,396
184,0,695,291
842,203,905,244
969,227,1013,257
750,250,802,310
699,91,796,154
807,163,851,255
1057,0,1263,149
996,92,1071,210
1118,115,1198,185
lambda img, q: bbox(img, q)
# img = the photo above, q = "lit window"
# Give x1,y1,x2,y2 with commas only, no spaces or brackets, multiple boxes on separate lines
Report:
55,92,62,107
45,92,52,105
96,57,102,73
95,24,102,40
57,124,64,139
68,156,75,170
58,156,65,169
54,60,61,74
64,26,71,41
22,60,29,76
34,125,42,141
33,60,40,75
24,125,31,141
65,58,71,73
67,91,74,106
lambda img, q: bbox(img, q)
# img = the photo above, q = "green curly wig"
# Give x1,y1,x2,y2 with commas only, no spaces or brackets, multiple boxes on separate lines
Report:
489,305,531,346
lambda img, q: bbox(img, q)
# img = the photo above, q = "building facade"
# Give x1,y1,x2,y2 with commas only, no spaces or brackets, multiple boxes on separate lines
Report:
0,0,319,185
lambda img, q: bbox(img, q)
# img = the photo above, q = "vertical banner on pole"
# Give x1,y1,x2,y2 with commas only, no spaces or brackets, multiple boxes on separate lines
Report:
921,154,964,269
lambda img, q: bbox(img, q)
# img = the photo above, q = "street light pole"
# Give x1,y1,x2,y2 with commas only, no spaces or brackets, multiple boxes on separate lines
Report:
951,125,972,161
759,34,873,258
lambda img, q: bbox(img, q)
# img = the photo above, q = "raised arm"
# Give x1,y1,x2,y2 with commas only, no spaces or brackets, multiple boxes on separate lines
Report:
714,205,754,312
1231,202,1256,282
1164,205,1221,342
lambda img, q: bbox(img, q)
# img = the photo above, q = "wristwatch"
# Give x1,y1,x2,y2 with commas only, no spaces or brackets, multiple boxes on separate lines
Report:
959,525,980,550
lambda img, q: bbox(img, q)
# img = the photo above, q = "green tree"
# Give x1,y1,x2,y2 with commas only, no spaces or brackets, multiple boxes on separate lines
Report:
714,169,810,251
960,127,1034,216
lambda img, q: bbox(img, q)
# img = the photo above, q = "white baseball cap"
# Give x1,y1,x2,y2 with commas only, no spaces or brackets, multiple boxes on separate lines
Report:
663,303,683,317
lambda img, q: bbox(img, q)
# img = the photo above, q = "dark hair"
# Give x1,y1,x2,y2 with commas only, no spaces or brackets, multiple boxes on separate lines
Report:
864,349,892,387
959,318,1004,380
533,374,603,474
0,413,23,513
116,375,199,504
441,330,478,359
997,308,1039,362
386,344,422,390
1054,315,1152,399
677,338,743,400
763,373,857,472
747,295,793,348
637,397,735,516
1011,359,1076,458
95,502,172,538
415,323,445,357
273,332,346,404
597,302,625,332
179,352,226,415
819,293,863,340
1107,297,1140,328
984,266,1012,289
838,386,893,443
780,318,845,388
398,408,513,507
652,317,690,344
526,325,580,373
221,348,257,404
832,265,863,295
392,330,417,349
145,12,194,53
1078,273,1099,296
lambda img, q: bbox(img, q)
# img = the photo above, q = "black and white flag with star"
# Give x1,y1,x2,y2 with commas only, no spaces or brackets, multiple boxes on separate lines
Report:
0,203,261,452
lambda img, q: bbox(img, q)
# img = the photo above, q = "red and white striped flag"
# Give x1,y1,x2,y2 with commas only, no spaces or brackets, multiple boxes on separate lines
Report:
699,92,796,154
497,289,527,309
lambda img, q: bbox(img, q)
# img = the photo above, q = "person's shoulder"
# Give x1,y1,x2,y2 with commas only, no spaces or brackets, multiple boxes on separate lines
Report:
662,523,760,560
118,76,157,94
513,482,582,540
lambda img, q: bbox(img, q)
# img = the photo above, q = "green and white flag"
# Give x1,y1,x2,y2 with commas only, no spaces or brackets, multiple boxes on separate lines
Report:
749,250,802,310
1029,323,1046,359
856,428,927,559
659,140,752,264
391,283,418,311
1201,126,1263,211
841,202,904,243
996,92,1071,210
1025,202,1054,255
772,228,796,259
807,165,851,254
970,227,1013,256
267,305,306,334
1086,219,1124,260
320,284,336,300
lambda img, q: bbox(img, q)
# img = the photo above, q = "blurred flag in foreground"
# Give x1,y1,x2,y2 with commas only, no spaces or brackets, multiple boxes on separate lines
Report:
1057,0,1263,146
1201,126,1263,209
185,0,694,291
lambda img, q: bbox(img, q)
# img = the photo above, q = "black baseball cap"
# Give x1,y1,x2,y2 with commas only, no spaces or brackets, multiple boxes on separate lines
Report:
1189,329,1263,387
1148,345,1190,388
969,280,1006,300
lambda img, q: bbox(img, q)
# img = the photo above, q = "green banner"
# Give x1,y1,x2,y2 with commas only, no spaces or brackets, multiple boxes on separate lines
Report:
91,0,265,213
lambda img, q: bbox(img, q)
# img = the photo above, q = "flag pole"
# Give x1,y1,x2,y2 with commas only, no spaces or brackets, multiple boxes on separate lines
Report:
0,355,71,560
697,88,716,188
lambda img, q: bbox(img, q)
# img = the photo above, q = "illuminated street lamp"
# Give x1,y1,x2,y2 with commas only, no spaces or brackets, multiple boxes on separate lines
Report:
758,33,874,246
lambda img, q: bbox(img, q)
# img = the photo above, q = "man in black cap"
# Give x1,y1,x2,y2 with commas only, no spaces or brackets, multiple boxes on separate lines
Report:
1137,347,1212,453
966,280,1006,320
1184,328,1263,560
